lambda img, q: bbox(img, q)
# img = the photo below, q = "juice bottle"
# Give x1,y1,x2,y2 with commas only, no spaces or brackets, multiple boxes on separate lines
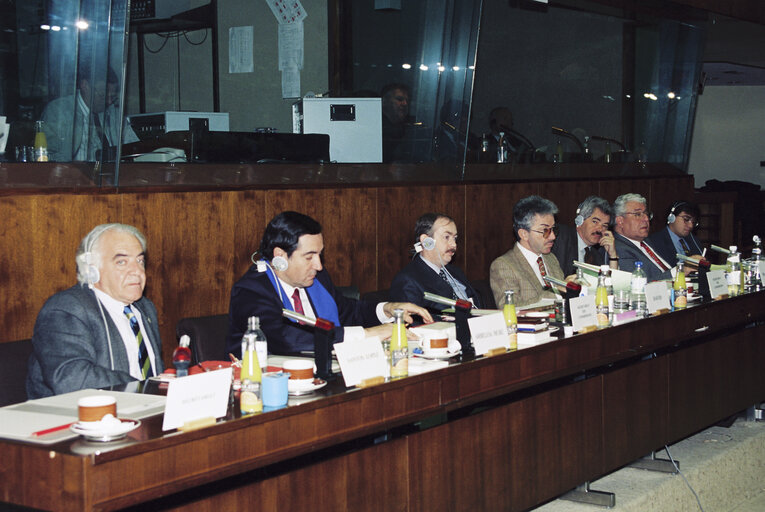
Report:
503,290,518,351
673,261,687,310
240,316,263,414
595,269,610,328
390,309,408,378
34,121,48,162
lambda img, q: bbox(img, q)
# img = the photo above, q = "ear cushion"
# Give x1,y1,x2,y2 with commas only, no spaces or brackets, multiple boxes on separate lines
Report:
422,237,436,251
272,255,289,271
574,214,584,227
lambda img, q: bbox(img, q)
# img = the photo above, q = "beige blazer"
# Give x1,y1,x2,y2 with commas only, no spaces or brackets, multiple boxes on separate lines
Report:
490,244,564,308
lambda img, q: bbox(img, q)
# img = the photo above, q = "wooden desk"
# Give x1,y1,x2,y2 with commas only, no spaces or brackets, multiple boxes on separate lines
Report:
2,293,763,511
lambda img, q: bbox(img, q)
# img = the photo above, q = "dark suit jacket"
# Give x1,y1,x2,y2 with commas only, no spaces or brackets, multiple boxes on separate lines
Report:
389,255,483,312
27,285,164,399
614,232,673,282
551,224,608,277
646,226,703,268
227,267,380,356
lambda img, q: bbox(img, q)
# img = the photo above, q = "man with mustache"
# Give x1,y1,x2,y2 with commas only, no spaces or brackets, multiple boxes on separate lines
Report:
228,211,431,355
613,193,674,281
27,224,163,398
390,213,483,312
490,196,566,307
552,195,619,277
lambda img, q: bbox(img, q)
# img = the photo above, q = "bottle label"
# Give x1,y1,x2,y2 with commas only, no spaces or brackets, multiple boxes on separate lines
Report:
596,305,610,328
507,330,517,351
631,277,647,294
674,288,687,309
390,348,408,378
240,390,262,414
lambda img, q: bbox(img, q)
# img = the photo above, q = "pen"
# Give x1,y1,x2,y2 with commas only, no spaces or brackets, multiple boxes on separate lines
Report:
31,422,75,437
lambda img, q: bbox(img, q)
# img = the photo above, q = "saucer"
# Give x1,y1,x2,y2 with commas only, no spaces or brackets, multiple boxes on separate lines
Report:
70,419,140,442
288,378,327,396
414,347,461,360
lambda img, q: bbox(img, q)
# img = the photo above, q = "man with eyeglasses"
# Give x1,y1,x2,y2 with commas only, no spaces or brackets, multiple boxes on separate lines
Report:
490,195,566,307
613,193,674,281
646,201,704,268
552,195,619,277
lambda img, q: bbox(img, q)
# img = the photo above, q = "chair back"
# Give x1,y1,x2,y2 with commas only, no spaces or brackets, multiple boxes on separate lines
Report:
361,288,390,304
0,339,33,406
471,279,497,309
176,314,229,364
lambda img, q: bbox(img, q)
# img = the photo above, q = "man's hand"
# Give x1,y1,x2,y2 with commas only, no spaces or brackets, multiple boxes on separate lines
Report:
601,230,617,259
363,324,422,341
383,302,434,325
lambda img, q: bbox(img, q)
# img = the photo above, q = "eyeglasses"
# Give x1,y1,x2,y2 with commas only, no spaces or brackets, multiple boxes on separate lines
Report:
528,225,557,238
678,215,698,226
624,210,654,220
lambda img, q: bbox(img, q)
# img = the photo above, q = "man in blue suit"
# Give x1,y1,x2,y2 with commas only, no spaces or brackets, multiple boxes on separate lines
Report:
27,224,163,398
613,193,674,282
646,201,704,268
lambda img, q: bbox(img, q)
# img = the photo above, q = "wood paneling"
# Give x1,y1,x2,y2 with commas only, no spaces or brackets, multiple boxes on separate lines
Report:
0,174,694,370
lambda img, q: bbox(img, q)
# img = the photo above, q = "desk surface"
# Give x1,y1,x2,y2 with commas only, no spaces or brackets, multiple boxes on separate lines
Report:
1,293,763,511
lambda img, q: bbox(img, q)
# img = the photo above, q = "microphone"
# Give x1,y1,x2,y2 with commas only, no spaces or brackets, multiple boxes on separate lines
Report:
589,135,626,151
423,292,472,312
551,126,585,154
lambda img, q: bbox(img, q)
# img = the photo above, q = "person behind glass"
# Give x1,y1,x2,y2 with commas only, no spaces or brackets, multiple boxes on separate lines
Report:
490,195,566,308
487,107,532,163
389,213,483,313
551,195,619,278
41,64,138,162
227,211,432,356
645,200,703,268
613,193,674,281
381,83,411,163
27,224,163,399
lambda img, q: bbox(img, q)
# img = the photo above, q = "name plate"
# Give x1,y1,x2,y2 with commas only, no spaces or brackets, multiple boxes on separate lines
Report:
645,281,670,314
706,270,728,299
569,295,597,332
468,312,509,355
162,367,232,431
334,337,387,387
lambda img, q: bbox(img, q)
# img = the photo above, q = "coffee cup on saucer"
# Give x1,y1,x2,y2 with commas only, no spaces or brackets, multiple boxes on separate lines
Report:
420,333,450,357
282,359,315,392
77,395,117,429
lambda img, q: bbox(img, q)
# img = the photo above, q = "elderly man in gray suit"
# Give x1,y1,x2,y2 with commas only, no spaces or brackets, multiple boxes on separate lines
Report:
490,195,566,308
27,223,163,399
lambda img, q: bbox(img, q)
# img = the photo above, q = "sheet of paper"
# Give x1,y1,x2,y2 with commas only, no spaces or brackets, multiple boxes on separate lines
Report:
228,26,254,74
706,270,728,299
468,312,510,355
163,368,232,431
334,338,387,387
265,0,307,24
279,21,304,70
645,281,670,314
569,295,597,332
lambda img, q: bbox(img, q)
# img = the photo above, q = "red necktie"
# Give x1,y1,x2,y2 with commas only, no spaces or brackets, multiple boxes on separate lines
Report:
292,289,305,316
536,256,547,278
641,241,669,271
584,246,596,265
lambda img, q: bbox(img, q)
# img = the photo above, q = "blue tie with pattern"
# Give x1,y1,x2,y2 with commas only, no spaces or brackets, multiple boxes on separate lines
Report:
123,305,151,379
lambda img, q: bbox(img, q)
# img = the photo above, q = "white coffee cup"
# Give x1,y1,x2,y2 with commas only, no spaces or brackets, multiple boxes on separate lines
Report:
282,359,315,391
77,395,117,428
420,333,450,356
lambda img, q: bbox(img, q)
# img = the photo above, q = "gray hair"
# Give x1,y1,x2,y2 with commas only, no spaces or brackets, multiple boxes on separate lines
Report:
577,195,613,221
514,195,558,234
613,193,646,218
75,223,147,285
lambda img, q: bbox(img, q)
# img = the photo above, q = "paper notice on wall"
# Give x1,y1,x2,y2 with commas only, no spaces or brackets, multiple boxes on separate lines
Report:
228,26,254,73
279,21,304,70
281,67,301,99
265,0,307,25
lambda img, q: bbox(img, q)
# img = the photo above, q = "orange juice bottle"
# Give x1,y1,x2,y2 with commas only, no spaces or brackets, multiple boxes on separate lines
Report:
240,316,263,414
389,308,408,378
34,121,48,162
503,290,518,351
673,262,687,310
595,269,610,328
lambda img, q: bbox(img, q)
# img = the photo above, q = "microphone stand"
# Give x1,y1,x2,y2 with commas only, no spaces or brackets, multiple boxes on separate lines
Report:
423,292,475,358
282,309,336,380
551,126,585,154
676,254,712,302
543,276,581,325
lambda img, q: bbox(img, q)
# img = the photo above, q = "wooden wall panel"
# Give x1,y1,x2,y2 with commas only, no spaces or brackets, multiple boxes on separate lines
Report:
265,188,378,291
376,184,465,292
464,182,536,280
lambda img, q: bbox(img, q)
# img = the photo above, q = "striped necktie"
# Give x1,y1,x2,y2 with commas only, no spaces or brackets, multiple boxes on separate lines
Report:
439,268,458,299
123,305,151,379
679,238,691,256
537,256,550,288
640,241,669,271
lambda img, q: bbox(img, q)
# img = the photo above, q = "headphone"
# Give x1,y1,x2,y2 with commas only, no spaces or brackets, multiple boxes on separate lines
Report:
414,236,436,253
574,203,585,227
667,201,686,224
272,255,289,271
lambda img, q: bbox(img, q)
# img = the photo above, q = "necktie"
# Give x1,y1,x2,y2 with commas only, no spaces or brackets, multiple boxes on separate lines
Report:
537,256,550,288
584,246,596,265
292,289,305,316
679,238,691,256
123,305,151,379
439,268,458,299
640,241,669,271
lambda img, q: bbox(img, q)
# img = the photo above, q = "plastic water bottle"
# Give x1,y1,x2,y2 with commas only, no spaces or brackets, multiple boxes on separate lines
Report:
497,132,509,163
630,261,647,318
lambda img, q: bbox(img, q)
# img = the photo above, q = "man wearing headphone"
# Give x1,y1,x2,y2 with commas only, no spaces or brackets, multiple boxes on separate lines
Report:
227,211,432,356
551,195,619,277
646,200,703,268
389,213,483,313
490,195,566,308
27,224,163,399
